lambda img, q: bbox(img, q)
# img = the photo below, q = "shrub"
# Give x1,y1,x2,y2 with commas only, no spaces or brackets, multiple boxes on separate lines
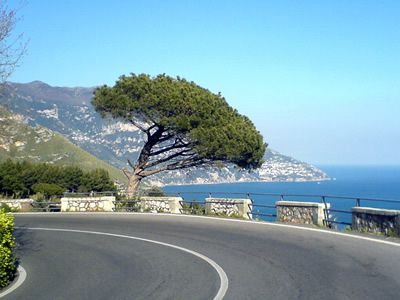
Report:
182,200,205,215
0,203,13,213
32,183,64,200
0,209,16,288
145,186,165,197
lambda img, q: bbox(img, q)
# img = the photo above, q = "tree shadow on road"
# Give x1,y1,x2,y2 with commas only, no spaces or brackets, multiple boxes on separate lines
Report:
13,227,43,261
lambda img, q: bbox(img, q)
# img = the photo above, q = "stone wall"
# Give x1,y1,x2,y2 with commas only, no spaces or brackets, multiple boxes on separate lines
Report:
205,198,252,219
0,199,33,211
139,197,183,214
61,196,115,212
276,201,329,226
352,207,400,236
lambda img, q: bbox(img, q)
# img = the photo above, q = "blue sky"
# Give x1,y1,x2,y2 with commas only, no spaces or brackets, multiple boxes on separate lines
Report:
9,0,400,165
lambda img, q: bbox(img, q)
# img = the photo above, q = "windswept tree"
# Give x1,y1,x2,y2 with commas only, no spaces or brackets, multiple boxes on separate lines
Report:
92,74,267,195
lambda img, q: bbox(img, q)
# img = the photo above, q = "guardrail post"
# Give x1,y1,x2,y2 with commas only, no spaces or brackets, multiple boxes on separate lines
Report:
246,193,253,219
321,196,331,227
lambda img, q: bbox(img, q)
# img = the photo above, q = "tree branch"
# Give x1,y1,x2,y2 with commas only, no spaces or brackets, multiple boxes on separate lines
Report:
165,159,212,172
139,157,210,178
150,141,192,157
122,168,132,179
140,166,168,177
145,149,194,169
129,119,147,132
127,159,135,169
157,133,175,143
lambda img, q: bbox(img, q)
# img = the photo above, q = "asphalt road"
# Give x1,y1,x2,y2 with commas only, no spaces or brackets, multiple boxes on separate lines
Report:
6,213,400,300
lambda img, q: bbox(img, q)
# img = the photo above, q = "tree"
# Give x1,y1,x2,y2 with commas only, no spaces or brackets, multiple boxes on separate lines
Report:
0,160,115,197
92,74,267,196
0,0,27,82
78,169,116,192
32,183,65,200
1,174,25,197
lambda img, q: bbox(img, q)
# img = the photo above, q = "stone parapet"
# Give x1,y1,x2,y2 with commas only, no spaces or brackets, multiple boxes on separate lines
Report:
205,198,252,219
352,207,400,236
276,201,329,226
0,199,34,211
139,197,183,214
61,196,115,212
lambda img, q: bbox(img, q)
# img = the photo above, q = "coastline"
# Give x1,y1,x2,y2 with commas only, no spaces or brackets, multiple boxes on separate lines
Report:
162,177,331,188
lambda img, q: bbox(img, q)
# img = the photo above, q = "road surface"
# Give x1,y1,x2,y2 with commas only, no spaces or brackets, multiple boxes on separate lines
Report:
6,213,400,299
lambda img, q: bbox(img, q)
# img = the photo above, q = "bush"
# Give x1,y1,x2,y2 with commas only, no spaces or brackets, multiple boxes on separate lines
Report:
0,203,13,213
0,209,16,288
32,183,64,200
181,200,205,215
145,186,165,197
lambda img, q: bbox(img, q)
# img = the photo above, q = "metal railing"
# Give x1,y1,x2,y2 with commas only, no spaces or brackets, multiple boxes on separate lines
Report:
162,191,400,227
8,190,400,229
63,191,117,197
31,201,61,212
106,190,400,226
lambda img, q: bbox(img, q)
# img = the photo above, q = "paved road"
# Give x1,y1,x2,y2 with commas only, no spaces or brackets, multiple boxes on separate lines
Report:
6,213,400,299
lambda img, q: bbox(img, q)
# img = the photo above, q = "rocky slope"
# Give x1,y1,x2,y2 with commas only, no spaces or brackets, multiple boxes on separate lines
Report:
0,81,329,186
0,105,126,184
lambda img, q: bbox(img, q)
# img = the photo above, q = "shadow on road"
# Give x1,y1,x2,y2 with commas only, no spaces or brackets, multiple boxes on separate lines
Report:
14,227,42,260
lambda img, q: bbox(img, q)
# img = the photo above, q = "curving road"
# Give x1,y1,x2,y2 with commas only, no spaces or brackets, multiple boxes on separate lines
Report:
6,213,400,299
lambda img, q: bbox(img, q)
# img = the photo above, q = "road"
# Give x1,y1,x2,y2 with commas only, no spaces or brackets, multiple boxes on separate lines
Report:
6,213,400,299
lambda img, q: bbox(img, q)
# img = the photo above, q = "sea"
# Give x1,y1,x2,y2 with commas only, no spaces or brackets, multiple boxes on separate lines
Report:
163,165,400,225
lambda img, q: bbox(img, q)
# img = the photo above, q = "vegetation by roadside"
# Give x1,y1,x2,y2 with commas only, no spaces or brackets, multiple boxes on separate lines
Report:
0,208,16,289
0,159,116,199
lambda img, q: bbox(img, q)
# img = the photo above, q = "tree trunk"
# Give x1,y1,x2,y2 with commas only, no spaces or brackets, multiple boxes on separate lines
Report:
126,175,142,198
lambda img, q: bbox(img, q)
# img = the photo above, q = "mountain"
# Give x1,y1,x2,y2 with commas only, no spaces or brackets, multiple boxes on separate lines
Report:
0,81,329,186
0,105,127,184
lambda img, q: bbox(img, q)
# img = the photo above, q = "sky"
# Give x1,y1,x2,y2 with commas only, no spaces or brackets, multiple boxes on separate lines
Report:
8,0,400,165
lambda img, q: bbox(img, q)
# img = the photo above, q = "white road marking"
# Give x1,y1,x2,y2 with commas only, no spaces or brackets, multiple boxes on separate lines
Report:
16,227,229,300
14,212,400,248
0,266,27,298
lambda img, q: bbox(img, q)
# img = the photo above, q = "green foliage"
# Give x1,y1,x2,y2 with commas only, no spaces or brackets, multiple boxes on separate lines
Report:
0,203,14,213
0,210,16,288
207,211,245,219
144,186,165,197
114,200,141,212
181,200,205,215
386,228,398,238
0,159,116,198
78,169,116,193
0,106,127,185
92,74,266,181
32,183,64,200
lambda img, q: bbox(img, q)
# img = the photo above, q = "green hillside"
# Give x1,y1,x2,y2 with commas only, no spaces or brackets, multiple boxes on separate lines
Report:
0,106,127,184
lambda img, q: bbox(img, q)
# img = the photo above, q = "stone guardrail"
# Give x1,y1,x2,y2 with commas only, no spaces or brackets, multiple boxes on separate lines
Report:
205,198,252,219
5,196,400,237
139,197,183,214
352,207,400,236
61,196,116,212
0,199,34,211
276,201,330,226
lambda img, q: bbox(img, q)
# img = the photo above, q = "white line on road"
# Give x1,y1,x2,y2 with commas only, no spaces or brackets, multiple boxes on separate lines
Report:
15,212,400,248
0,266,27,298
16,227,229,300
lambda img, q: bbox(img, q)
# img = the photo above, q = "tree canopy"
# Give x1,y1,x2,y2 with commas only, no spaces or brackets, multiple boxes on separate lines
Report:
92,73,267,194
0,160,116,198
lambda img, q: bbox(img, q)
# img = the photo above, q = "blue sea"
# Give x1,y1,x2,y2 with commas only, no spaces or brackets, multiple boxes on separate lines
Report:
164,165,400,224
